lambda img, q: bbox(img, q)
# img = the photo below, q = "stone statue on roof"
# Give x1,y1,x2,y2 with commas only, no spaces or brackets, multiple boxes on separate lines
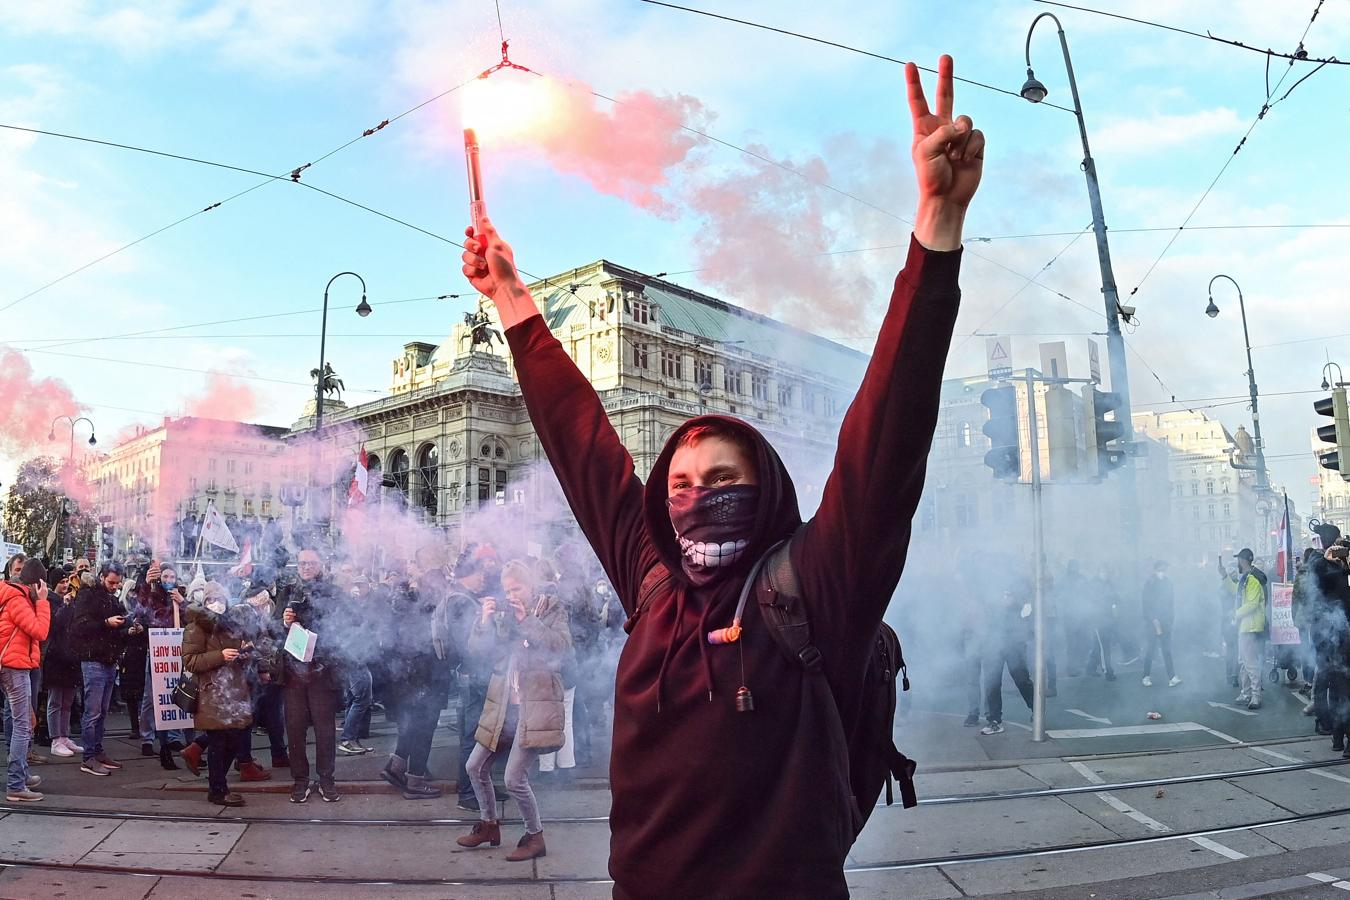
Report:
464,309,503,353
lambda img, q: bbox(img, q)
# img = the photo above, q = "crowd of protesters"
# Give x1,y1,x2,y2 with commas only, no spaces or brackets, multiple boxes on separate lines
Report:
946,532,1350,753
0,538,624,855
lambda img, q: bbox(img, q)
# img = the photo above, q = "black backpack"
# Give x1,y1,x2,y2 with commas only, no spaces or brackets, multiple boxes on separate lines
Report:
633,538,918,830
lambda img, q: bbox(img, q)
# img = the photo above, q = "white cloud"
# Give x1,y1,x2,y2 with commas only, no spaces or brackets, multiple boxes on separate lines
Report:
1090,106,1243,158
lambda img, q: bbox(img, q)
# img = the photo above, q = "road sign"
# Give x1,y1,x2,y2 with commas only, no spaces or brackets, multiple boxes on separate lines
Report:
1087,339,1101,384
1039,342,1068,380
986,336,1012,380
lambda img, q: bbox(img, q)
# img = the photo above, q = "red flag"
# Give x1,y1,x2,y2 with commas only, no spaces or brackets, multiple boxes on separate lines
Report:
348,446,369,506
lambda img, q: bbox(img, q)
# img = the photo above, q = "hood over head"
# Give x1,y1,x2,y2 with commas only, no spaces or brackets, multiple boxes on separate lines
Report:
643,415,802,589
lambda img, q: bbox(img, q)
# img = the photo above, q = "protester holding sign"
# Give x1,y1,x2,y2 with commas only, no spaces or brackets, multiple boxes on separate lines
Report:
182,584,255,807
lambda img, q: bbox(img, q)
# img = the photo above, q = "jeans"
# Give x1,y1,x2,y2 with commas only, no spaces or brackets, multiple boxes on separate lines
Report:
1142,628,1176,680
139,657,184,747
1,668,42,744
80,661,118,762
2,669,33,792
466,707,542,833
339,666,372,744
1238,633,1264,700
983,640,1034,725
393,687,443,777
284,671,338,785
254,682,287,762
458,676,488,799
46,685,78,740
207,728,249,796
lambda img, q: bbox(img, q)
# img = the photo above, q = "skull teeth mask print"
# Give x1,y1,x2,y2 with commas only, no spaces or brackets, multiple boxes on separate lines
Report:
666,484,760,587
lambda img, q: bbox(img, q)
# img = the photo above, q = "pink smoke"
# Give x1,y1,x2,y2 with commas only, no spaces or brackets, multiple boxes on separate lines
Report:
183,371,260,421
0,348,84,458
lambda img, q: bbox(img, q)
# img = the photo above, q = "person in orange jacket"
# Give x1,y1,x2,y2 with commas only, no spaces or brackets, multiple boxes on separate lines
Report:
1,558,52,802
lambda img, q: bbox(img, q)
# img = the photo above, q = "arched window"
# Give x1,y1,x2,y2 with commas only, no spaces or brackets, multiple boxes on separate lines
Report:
417,444,439,516
388,449,410,496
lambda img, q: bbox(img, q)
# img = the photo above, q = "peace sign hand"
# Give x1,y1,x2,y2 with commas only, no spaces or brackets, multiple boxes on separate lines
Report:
906,55,984,250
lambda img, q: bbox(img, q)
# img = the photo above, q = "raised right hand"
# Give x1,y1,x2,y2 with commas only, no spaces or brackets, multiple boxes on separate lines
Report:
461,218,521,300
222,648,241,662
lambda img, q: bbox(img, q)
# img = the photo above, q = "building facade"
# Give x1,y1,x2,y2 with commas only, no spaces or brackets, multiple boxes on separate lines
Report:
87,417,290,555
296,260,868,538
1311,428,1350,536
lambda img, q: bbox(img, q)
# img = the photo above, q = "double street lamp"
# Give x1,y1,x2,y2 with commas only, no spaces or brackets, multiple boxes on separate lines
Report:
48,415,97,559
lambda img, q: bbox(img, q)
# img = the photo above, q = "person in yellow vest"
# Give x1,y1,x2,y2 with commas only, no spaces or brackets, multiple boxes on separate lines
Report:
1221,548,1268,710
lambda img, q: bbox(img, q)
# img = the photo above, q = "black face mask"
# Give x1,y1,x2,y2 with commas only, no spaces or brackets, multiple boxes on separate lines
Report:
666,484,760,587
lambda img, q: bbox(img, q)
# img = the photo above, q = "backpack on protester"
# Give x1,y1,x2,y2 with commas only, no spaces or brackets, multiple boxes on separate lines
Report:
633,536,918,831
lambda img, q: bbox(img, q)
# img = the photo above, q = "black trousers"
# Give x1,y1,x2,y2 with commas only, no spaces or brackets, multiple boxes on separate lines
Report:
394,686,445,777
1142,628,1175,680
983,640,1033,725
1326,666,1350,742
207,728,249,796
284,672,338,786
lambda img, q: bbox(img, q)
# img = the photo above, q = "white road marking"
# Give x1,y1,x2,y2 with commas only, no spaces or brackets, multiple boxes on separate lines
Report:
1188,836,1247,860
1206,701,1259,717
1308,873,1339,883
1069,761,1104,784
1048,722,1208,740
1065,708,1113,725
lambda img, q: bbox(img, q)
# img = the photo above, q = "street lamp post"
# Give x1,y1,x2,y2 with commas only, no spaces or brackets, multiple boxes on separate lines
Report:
1021,13,1137,511
48,415,97,560
312,272,370,526
1205,275,1269,494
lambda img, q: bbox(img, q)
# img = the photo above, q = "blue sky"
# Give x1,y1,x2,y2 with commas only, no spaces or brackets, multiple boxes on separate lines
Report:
1,0,1348,505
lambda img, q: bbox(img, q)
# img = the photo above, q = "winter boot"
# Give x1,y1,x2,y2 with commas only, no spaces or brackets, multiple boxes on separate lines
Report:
402,773,442,800
180,742,204,776
380,753,408,790
456,820,501,848
506,830,547,861
160,744,180,771
239,761,272,782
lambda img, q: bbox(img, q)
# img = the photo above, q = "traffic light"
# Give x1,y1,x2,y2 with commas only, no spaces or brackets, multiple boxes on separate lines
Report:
98,524,116,565
1314,387,1350,481
981,384,1020,479
1082,386,1127,479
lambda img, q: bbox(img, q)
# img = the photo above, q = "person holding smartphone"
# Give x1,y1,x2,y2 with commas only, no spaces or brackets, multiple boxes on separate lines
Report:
0,559,51,801
70,563,132,776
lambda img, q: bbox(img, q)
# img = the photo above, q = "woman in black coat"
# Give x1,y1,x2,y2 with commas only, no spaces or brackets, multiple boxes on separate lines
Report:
42,582,84,757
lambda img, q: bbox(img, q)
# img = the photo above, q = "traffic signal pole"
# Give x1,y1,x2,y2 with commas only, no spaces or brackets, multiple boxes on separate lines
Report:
1025,373,1047,743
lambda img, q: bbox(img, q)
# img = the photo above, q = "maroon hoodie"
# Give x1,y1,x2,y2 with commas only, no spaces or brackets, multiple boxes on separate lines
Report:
506,236,961,899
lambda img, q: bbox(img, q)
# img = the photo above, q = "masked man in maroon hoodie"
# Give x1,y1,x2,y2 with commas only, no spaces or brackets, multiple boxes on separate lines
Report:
461,57,982,900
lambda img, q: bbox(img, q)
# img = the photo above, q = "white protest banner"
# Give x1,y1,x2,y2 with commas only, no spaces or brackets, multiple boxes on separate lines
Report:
149,628,195,730
1269,583,1299,646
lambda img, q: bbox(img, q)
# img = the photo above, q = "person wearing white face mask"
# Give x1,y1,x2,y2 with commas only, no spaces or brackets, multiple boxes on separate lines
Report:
182,582,256,807
1141,561,1181,688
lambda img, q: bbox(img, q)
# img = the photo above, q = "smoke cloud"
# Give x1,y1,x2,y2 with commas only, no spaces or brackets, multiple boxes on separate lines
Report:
0,348,83,458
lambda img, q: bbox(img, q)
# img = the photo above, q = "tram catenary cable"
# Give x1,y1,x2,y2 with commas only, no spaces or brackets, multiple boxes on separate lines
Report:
3,801,1350,885
3,754,1345,827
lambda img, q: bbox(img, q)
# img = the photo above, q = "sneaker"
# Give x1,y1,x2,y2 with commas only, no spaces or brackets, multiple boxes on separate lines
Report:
354,740,375,754
140,742,156,758
5,789,42,802
1142,676,1153,687
1235,694,1251,704
1168,676,1183,687
980,722,1005,735
338,741,365,756
80,761,112,776
50,740,75,758
289,781,312,803
1247,699,1262,710
95,753,122,770
457,794,480,812
317,782,341,803
963,713,980,727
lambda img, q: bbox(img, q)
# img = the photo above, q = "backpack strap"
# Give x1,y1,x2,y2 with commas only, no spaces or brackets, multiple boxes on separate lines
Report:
626,563,674,635
754,537,821,672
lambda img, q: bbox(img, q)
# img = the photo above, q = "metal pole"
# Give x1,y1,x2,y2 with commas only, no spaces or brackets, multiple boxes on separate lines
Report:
1234,285,1269,493
1027,14,1137,544
313,271,366,529
1027,373,1047,742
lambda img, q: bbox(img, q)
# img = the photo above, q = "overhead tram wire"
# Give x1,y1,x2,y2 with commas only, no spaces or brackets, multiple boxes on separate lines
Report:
1124,0,1335,303
0,74,480,317
1035,0,1347,67
967,222,1350,242
635,0,1077,113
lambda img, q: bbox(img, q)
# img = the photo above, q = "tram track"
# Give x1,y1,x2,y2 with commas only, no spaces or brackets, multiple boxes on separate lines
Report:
2,755,1345,827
